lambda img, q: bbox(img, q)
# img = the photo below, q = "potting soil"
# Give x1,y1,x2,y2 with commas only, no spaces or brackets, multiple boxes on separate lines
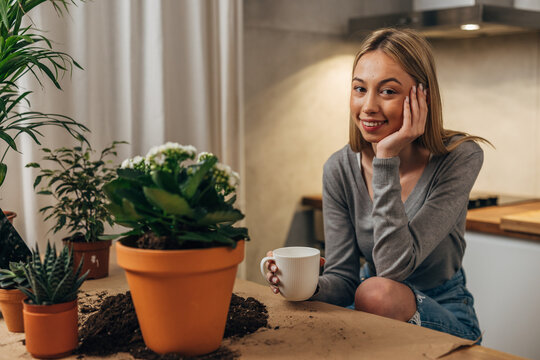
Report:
77,291,268,359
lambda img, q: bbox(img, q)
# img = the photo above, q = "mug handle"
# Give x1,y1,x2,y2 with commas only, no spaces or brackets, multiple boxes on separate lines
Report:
260,256,275,283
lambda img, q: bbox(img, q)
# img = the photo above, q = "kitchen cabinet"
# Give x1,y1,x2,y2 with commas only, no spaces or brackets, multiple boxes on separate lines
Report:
463,231,540,360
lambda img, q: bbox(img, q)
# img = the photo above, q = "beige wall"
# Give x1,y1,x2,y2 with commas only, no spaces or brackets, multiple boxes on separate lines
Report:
432,34,540,196
244,15,540,283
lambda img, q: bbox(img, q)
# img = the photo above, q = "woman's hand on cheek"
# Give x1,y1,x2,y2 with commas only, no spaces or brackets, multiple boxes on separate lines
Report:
376,84,428,158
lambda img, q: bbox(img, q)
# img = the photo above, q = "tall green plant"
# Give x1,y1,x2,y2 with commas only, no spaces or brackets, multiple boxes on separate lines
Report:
0,0,88,187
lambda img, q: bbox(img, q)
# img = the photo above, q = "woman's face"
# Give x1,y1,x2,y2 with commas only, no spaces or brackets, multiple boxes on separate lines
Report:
350,50,417,144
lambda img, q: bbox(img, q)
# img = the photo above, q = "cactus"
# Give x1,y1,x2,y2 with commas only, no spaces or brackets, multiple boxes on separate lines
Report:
18,243,88,305
0,261,29,289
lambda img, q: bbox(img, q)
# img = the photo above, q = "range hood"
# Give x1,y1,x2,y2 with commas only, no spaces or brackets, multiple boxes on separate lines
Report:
349,0,540,39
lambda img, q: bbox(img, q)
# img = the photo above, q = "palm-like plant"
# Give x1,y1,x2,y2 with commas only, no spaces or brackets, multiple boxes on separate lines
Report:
0,0,88,186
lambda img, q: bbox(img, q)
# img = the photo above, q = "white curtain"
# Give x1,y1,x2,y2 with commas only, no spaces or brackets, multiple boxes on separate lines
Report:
1,0,245,275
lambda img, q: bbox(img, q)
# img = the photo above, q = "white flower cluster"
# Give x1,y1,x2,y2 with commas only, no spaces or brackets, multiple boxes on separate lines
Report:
145,142,197,171
120,155,145,170
196,151,240,194
119,142,240,195
146,142,197,159
213,162,240,195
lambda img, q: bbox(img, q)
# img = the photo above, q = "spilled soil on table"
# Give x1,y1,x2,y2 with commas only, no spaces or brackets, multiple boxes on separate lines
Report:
76,291,269,359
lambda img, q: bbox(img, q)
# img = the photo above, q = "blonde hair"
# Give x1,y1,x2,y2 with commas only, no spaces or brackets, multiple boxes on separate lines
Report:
349,28,490,154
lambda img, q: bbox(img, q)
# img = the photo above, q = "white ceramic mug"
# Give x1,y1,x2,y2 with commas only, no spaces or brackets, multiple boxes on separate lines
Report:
260,246,320,301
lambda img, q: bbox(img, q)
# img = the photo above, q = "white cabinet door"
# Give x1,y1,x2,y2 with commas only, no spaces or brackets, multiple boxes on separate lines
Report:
463,231,540,360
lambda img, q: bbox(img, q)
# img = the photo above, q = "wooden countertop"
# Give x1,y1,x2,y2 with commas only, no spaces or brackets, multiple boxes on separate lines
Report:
302,195,540,243
0,245,525,360
466,200,540,242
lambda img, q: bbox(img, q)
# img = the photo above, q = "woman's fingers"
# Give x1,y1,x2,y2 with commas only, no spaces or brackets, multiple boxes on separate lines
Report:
406,84,427,139
408,85,418,129
403,94,411,131
320,257,326,267
417,84,428,133
266,271,279,285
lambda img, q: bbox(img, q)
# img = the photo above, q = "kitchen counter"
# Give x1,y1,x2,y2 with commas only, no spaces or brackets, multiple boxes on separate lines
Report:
302,195,540,242
0,246,525,360
466,199,540,242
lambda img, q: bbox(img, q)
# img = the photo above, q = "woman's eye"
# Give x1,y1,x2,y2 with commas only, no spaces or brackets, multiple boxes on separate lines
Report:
353,86,366,93
381,89,396,95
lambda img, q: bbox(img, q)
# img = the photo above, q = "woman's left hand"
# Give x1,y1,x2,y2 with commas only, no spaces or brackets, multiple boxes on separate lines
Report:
376,83,428,158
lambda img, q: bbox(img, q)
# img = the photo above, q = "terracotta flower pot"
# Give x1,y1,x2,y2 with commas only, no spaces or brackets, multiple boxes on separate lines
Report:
0,288,26,332
116,239,245,356
23,299,78,359
63,239,112,280
2,210,17,224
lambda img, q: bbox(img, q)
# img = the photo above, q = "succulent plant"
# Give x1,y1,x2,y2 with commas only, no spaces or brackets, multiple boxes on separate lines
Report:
18,243,88,305
0,261,29,289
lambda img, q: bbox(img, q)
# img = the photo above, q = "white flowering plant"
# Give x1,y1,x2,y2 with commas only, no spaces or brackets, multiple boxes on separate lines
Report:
103,142,248,249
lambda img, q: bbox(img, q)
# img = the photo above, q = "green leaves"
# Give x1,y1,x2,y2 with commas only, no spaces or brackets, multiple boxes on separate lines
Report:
143,187,195,217
103,149,249,249
0,162,6,186
181,156,217,200
196,210,244,226
0,261,29,289
29,141,125,242
17,242,88,305
0,0,88,187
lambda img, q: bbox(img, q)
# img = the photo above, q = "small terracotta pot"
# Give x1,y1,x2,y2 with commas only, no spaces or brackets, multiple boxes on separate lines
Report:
117,240,245,356
23,299,78,359
63,239,112,280
2,210,17,224
0,288,26,332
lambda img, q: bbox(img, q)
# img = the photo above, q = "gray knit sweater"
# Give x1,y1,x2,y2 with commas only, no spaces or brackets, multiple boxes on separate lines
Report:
311,140,483,306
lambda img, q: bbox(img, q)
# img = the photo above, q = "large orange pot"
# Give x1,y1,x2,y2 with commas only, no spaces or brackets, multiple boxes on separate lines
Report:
116,239,245,356
23,299,78,359
63,239,112,279
0,288,26,332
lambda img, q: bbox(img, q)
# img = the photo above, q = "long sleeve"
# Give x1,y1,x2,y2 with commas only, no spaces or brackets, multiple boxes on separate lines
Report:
371,143,483,281
310,153,362,306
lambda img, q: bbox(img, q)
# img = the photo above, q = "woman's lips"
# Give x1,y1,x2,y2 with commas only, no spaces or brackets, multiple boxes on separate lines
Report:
360,119,387,132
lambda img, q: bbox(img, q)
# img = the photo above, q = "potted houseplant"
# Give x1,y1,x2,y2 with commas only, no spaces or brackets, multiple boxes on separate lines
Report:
0,210,31,322
0,261,29,332
26,141,125,279
103,142,249,356
0,0,88,223
0,0,89,189
18,242,88,359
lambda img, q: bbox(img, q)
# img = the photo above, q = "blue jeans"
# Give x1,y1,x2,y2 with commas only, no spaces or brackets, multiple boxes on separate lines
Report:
348,265,482,343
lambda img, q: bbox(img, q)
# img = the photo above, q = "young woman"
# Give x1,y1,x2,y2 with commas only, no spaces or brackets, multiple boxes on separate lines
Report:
265,28,488,342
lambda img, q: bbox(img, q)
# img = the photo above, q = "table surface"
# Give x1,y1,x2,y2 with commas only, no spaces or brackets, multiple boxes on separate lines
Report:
0,246,526,360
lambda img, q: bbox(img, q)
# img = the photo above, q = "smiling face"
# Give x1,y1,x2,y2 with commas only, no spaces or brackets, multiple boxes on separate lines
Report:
350,50,417,145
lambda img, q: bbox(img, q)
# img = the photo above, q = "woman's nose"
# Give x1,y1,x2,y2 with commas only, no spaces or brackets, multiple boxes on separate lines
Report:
362,92,379,114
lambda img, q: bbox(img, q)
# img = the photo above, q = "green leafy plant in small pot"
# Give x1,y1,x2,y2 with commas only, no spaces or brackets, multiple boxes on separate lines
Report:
103,142,249,356
0,262,30,332
26,141,126,279
19,242,88,359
